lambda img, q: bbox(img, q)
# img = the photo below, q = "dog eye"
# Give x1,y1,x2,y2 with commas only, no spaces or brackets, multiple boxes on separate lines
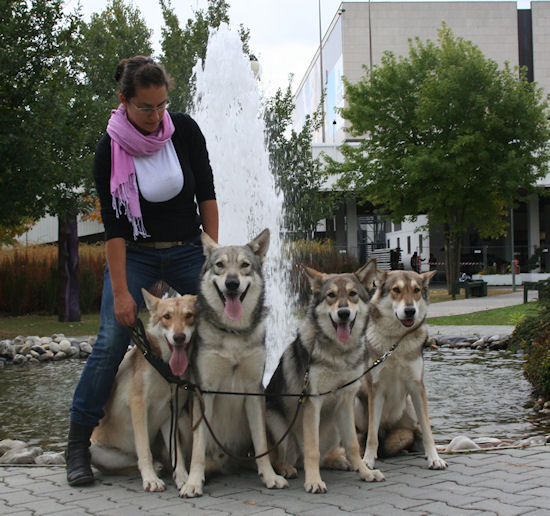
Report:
414,287,421,293
163,313,171,320
215,261,224,268
185,312,193,320
327,292,336,299
241,261,250,269
392,287,400,294
349,290,358,297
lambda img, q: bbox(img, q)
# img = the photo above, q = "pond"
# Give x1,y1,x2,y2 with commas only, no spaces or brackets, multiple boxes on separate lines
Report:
0,349,548,453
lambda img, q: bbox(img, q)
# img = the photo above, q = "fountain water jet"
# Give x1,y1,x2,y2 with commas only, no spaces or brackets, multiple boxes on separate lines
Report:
192,25,295,382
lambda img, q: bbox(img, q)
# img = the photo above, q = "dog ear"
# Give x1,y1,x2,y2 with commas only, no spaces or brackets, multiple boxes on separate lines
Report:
420,269,437,287
303,266,325,293
354,258,377,289
201,232,219,256
141,288,159,312
373,268,387,292
247,228,270,262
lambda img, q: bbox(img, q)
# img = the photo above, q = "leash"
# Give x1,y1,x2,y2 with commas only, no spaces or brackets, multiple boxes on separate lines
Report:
130,315,425,463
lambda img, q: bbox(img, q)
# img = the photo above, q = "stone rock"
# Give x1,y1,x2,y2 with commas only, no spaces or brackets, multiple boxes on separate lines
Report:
38,351,53,362
0,439,26,456
13,336,25,346
59,339,72,353
488,335,501,342
0,341,15,360
52,333,66,343
30,350,40,359
79,342,93,355
13,354,26,364
48,342,60,354
53,351,68,361
437,339,453,347
0,446,43,465
518,435,547,447
473,338,485,348
29,357,39,364
464,337,478,343
66,346,78,357
88,335,97,346
445,435,481,452
489,341,508,351
31,344,45,354
40,336,51,345
18,343,32,355
35,452,65,465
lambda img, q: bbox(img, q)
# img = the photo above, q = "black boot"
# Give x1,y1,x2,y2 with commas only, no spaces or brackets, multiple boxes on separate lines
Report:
66,421,94,486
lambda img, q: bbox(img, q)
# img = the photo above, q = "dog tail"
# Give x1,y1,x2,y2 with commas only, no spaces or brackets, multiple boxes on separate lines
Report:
380,428,415,457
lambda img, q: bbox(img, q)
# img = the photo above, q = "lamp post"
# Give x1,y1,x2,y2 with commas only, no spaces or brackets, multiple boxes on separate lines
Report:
318,0,325,143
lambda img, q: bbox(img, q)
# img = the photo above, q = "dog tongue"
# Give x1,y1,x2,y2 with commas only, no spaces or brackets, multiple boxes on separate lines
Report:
169,347,188,377
337,322,351,343
224,297,243,321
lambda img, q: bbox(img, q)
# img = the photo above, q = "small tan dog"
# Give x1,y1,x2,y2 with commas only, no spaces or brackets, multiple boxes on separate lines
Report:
355,269,447,477
90,288,196,492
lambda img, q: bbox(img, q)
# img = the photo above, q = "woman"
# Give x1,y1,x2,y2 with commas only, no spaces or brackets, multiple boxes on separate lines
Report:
66,56,218,486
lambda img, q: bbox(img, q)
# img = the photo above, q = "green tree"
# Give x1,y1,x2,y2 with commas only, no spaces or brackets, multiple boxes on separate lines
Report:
159,0,250,113
265,81,334,238
0,0,85,243
331,26,550,289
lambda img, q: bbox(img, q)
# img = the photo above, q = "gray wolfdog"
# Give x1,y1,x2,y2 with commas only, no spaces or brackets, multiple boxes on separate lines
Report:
181,229,288,497
266,261,384,493
355,269,447,477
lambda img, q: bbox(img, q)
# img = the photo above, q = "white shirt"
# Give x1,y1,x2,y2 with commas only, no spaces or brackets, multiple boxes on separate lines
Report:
133,139,183,202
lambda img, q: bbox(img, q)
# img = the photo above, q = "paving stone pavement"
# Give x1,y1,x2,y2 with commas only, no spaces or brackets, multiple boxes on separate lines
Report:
1,446,549,515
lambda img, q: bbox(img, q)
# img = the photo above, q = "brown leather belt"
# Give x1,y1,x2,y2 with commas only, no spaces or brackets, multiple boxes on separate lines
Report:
134,241,184,249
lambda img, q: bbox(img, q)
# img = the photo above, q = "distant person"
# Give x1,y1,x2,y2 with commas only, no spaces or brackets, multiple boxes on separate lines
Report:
65,56,219,486
410,251,419,272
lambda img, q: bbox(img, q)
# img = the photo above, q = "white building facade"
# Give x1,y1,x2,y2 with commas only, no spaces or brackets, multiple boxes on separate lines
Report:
295,1,550,275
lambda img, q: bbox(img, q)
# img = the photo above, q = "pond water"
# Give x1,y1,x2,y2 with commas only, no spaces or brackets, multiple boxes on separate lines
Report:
0,349,548,453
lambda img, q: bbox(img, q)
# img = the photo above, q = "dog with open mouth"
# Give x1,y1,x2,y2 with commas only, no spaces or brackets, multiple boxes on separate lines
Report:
181,229,288,498
355,268,447,476
90,287,196,492
266,261,385,494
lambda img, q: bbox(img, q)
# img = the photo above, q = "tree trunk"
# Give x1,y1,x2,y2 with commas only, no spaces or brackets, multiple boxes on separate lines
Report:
444,232,462,294
57,213,81,322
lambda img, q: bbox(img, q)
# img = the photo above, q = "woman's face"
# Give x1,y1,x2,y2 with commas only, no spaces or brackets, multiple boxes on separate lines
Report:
121,85,168,135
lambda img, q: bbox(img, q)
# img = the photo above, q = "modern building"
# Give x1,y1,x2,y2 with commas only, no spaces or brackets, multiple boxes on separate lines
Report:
294,1,550,275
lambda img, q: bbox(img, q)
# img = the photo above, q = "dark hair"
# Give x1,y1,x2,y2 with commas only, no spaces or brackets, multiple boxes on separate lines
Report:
114,56,175,100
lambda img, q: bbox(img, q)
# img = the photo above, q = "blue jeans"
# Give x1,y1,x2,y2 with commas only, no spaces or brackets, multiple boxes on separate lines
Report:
70,234,204,427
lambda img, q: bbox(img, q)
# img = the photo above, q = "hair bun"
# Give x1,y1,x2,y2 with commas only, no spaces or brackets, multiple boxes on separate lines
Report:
114,58,129,83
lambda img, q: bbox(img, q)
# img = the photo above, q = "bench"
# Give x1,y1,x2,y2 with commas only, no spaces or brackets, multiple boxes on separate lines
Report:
451,280,488,300
523,281,547,304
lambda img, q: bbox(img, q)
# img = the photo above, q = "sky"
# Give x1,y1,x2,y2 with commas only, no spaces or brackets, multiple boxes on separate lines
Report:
66,0,532,96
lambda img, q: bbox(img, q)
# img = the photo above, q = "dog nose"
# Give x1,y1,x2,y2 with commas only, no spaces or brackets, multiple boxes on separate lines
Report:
173,333,187,347
337,308,351,321
404,306,416,318
225,277,240,292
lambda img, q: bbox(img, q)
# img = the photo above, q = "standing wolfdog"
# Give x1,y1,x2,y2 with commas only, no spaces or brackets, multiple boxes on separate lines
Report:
266,261,384,493
355,269,447,477
181,229,288,497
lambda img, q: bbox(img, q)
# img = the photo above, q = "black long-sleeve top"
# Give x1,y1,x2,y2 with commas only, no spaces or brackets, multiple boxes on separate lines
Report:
93,112,216,242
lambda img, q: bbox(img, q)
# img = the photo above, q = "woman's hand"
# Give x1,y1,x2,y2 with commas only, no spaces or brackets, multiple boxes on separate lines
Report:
113,289,137,327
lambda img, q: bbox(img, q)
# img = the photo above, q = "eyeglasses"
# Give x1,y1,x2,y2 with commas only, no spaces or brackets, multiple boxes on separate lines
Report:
129,101,169,114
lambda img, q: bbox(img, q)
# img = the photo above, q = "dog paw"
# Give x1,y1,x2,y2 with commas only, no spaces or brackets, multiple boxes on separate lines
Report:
363,453,377,470
359,465,385,482
322,449,350,471
304,479,327,494
179,481,203,498
173,469,188,490
276,463,298,479
428,456,448,470
262,473,289,489
142,476,166,492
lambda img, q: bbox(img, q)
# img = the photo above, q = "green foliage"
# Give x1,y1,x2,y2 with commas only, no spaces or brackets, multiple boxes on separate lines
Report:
264,81,335,237
159,0,248,113
329,24,550,288
509,280,550,396
0,0,92,231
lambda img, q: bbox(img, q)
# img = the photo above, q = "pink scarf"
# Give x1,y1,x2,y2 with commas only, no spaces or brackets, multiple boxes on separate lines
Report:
106,104,175,239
